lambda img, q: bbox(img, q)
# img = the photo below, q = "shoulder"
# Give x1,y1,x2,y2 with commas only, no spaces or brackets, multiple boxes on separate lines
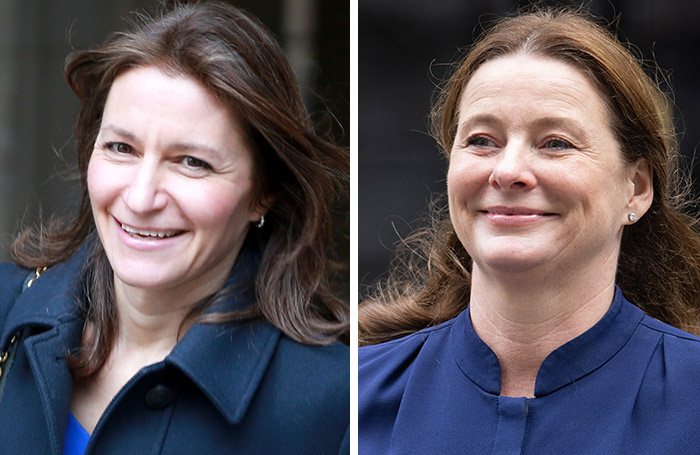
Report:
614,293,700,372
270,336,349,415
0,261,32,286
624,312,700,403
358,316,460,453
274,337,349,391
359,316,459,408
0,262,31,306
638,314,700,360
639,314,700,340
359,316,458,374
620,314,700,433
264,337,349,452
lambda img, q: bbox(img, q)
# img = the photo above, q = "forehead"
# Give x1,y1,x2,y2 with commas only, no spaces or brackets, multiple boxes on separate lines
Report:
457,54,611,128
102,66,245,141
104,66,222,116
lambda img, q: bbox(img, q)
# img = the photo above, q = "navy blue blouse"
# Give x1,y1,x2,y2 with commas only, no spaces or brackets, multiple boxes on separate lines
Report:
359,287,700,454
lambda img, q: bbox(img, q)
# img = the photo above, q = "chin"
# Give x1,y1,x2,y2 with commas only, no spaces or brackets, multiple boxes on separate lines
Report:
471,242,553,274
479,257,545,274
114,272,173,291
110,259,184,291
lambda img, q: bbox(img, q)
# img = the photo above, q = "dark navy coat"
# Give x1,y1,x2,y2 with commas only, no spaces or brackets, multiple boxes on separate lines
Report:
0,246,349,454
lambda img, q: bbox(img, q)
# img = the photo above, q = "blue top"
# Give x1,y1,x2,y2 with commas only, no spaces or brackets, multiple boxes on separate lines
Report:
63,414,90,455
359,287,700,454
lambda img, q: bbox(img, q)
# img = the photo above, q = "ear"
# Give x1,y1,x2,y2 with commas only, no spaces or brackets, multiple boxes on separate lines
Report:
625,158,653,224
249,193,275,223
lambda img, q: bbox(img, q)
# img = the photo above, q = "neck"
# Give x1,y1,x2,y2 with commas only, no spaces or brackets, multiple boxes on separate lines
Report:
115,290,189,356
468,251,618,398
111,270,227,356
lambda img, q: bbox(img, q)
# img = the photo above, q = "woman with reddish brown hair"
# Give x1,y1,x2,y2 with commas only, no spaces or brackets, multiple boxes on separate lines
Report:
360,8,700,454
0,2,348,454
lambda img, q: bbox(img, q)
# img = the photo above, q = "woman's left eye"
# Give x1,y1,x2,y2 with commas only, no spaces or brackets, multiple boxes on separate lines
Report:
182,156,212,170
543,138,573,150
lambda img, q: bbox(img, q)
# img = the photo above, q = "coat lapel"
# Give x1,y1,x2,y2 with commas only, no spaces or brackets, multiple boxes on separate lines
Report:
166,247,282,424
167,320,281,424
23,320,83,454
3,247,87,454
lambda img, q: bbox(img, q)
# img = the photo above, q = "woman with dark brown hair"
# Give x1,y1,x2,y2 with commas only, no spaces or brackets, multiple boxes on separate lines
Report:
0,2,348,454
359,8,700,454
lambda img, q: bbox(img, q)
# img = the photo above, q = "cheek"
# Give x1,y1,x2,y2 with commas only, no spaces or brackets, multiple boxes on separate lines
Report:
558,162,627,210
447,157,487,207
87,155,117,208
447,158,486,248
176,181,254,233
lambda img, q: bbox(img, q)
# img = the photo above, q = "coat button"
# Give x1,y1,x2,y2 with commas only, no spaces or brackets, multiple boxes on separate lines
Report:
145,384,174,409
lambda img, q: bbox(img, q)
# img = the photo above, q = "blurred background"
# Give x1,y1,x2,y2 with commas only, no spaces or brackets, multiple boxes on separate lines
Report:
359,0,700,291
0,0,349,261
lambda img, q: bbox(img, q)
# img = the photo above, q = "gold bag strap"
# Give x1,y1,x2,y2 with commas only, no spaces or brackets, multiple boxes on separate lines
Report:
0,266,47,382
25,266,47,289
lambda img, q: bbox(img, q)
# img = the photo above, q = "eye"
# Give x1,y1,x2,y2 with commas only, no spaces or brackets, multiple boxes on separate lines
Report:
466,135,495,148
543,138,573,150
105,142,134,154
182,156,212,170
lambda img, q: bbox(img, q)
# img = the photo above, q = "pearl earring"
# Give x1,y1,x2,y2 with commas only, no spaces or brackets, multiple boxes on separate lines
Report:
628,212,638,222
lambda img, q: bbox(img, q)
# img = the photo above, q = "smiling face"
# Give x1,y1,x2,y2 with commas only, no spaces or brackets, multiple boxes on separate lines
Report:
447,54,647,277
87,65,262,302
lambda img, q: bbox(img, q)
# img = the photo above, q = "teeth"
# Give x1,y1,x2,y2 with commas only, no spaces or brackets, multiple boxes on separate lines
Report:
121,223,179,238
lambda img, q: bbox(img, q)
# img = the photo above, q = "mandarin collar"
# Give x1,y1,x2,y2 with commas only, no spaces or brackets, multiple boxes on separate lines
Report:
451,286,645,397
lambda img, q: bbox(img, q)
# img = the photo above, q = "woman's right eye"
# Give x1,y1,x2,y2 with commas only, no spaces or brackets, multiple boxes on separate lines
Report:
466,135,495,148
105,142,133,154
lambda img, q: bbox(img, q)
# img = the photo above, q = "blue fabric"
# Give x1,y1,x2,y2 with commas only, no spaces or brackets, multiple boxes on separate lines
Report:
359,287,700,454
0,241,349,455
63,414,90,455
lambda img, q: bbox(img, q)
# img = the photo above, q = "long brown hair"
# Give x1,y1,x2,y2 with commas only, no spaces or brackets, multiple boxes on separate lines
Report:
11,1,349,375
360,8,700,345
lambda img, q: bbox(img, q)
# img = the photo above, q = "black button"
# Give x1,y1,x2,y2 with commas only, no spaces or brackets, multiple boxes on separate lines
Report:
145,384,174,409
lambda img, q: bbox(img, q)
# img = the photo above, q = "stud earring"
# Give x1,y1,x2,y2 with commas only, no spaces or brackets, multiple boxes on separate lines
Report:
255,215,265,229
628,212,638,222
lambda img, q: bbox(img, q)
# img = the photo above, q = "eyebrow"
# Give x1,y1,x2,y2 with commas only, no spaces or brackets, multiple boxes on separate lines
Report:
530,117,588,138
99,124,227,159
454,114,501,141
100,124,138,142
455,114,588,140
170,142,226,160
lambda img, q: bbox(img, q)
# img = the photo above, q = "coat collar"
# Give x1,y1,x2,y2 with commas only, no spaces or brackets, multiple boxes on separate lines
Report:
3,240,282,425
2,245,87,347
165,247,282,424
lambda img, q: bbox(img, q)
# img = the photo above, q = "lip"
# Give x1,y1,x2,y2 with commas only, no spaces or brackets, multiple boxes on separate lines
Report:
113,216,188,251
479,206,558,226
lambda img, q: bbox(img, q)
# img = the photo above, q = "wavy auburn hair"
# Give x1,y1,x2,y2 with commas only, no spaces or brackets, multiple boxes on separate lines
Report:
12,1,349,375
360,8,700,345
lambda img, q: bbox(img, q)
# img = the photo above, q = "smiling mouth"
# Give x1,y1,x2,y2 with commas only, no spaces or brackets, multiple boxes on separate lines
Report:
120,223,184,239
480,211,557,217
478,207,559,226
480,207,557,217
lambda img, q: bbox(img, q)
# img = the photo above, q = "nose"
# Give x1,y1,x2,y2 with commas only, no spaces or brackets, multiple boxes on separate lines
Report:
123,158,168,214
488,141,536,191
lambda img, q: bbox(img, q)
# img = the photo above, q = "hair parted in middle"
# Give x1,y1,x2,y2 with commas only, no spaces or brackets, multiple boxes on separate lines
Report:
12,1,349,375
359,7,700,346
